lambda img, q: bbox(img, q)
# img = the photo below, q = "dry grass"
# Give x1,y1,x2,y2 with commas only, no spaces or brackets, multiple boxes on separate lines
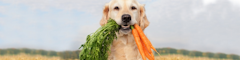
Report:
0,53,62,60
0,53,233,60
155,54,232,60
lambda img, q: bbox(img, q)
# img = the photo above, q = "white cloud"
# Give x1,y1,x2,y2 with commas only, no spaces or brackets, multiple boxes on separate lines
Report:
0,3,96,51
1,0,240,55
0,0,111,16
69,24,100,50
229,0,240,6
137,0,152,3
0,6,6,13
0,31,2,39
203,0,217,6
0,0,150,15
144,0,240,55
193,8,206,14
0,17,3,25
77,24,100,43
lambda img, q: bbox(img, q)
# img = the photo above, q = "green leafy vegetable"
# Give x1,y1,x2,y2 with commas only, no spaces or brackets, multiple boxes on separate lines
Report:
79,18,120,60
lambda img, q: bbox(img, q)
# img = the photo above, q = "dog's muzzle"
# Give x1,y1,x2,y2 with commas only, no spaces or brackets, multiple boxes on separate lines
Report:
119,14,132,34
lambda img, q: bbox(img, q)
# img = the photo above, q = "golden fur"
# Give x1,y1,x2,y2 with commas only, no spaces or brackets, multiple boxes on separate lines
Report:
99,0,149,60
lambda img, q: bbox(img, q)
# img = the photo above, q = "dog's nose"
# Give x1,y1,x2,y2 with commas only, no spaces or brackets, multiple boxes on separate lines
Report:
122,14,131,23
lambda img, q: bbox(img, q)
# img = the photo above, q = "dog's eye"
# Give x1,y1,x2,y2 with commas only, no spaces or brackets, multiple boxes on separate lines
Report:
114,6,119,10
131,6,136,10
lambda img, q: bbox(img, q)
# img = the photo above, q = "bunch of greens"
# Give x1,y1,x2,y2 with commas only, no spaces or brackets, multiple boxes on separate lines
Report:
79,18,120,60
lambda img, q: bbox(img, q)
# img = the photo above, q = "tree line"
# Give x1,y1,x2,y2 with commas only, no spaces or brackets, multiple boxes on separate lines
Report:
0,48,239,60
155,47,240,60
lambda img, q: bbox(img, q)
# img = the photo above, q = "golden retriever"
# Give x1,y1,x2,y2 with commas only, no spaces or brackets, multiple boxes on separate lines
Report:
99,0,149,60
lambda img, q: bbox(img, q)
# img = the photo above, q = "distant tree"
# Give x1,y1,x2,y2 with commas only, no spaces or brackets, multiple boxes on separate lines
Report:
57,52,62,56
160,48,168,54
41,50,48,56
158,50,161,54
162,50,166,54
168,48,177,54
49,51,57,57
67,51,71,59
202,52,207,57
15,48,21,55
6,49,11,55
157,50,164,55
165,47,172,54
57,52,64,59
0,49,6,55
226,54,231,59
6,50,10,55
213,53,219,58
61,51,70,59
35,50,40,55
76,50,81,59
177,50,182,54
230,54,240,60
47,51,50,56
9,48,20,55
155,48,165,55
30,49,35,55
206,52,214,58
192,51,202,57
20,49,24,53
189,51,195,56
38,50,45,55
71,51,78,59
22,48,31,54
180,49,189,55
217,53,227,59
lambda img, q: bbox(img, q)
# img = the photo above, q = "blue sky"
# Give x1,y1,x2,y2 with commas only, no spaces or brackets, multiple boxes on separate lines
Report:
0,0,240,55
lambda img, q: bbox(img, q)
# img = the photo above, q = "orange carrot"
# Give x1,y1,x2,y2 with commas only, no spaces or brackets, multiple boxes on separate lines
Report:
147,40,156,57
134,24,152,52
131,26,146,60
134,24,160,56
150,50,154,58
141,39,154,60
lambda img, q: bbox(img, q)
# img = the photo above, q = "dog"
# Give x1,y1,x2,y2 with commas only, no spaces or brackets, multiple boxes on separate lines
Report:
99,0,149,60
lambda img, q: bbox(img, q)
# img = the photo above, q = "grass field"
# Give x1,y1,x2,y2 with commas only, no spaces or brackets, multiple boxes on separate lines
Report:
0,48,239,60
0,53,62,60
0,53,233,60
155,54,232,60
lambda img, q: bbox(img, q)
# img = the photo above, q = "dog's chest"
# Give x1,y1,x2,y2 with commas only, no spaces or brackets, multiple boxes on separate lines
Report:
108,34,140,60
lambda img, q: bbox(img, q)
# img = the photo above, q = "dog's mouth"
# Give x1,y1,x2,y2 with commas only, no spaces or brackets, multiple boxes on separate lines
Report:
119,24,131,34
120,25,131,30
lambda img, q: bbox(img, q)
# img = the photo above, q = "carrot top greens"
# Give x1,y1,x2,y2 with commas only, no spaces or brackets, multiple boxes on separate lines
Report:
79,18,120,60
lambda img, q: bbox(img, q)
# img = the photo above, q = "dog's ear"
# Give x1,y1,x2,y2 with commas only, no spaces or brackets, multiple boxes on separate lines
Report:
100,3,109,26
139,4,149,30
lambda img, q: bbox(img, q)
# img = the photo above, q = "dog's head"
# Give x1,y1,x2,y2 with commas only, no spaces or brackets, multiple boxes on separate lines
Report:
100,0,149,35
